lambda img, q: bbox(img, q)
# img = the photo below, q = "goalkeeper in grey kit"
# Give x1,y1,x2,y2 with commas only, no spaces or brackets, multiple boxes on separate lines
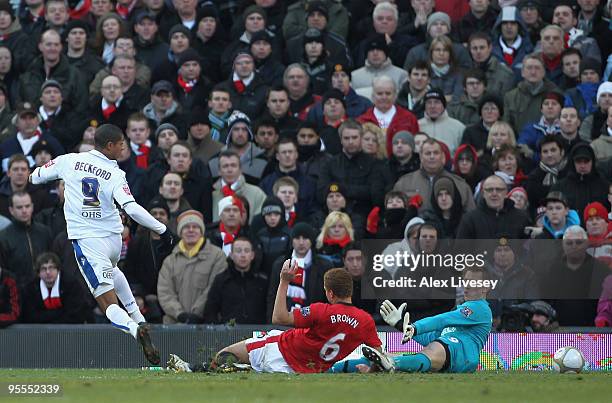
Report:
331,268,493,373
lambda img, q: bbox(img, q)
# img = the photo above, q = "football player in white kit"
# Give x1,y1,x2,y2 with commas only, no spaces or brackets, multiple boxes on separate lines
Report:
29,124,173,365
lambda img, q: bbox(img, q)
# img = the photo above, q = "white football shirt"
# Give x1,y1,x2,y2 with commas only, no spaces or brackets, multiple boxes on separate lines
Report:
31,150,135,240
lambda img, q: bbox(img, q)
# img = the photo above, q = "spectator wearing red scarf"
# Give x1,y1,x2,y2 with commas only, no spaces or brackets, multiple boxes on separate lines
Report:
316,211,354,268
207,195,249,256
20,252,90,323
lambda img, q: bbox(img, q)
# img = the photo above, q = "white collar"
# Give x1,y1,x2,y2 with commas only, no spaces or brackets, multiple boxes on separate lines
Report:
373,106,396,129
233,72,255,87
292,249,313,268
39,272,60,300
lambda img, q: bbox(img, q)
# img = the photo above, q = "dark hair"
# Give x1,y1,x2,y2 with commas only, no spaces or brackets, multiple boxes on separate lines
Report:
297,121,319,133
342,241,362,258
266,85,288,101
492,144,520,169
323,268,353,298
94,124,124,149
538,134,565,152
9,190,31,208
463,69,487,87
254,117,279,134
468,31,492,45
231,236,254,251
408,60,431,76
35,252,62,272
276,136,298,152
209,84,231,99
384,190,407,206
560,47,582,61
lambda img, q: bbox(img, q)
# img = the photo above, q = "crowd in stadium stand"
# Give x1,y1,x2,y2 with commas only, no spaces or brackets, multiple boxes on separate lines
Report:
1,0,612,331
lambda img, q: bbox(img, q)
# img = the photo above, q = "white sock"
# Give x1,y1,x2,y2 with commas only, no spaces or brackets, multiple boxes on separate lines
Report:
106,304,138,338
113,267,146,324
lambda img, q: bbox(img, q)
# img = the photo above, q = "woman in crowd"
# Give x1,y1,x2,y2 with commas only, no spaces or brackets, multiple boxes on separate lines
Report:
316,211,355,268
428,35,463,103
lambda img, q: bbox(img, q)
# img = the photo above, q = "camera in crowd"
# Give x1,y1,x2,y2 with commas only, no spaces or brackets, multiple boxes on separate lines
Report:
500,301,557,332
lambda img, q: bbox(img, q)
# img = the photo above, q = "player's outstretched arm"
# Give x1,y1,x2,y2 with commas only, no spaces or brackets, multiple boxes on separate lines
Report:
123,202,167,235
29,158,62,185
271,259,298,326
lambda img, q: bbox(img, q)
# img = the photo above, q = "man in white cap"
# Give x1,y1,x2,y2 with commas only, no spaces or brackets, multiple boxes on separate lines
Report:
580,81,612,141
207,196,249,256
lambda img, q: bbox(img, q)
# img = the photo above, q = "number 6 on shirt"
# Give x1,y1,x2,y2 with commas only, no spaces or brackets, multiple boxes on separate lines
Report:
319,333,346,361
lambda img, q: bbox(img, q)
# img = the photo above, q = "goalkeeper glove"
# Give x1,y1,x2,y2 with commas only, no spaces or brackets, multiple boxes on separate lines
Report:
380,300,407,331
400,312,416,344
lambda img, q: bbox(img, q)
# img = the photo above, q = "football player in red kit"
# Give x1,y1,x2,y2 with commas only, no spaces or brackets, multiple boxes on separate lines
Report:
167,259,382,373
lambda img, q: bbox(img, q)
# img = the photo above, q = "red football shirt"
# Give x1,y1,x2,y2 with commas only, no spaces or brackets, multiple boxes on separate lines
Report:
278,302,381,373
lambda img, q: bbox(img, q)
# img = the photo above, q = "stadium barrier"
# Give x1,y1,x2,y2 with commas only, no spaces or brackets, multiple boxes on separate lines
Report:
1,325,611,370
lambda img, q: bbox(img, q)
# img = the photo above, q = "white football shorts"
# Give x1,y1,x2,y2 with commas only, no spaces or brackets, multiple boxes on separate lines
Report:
244,330,294,373
71,235,122,298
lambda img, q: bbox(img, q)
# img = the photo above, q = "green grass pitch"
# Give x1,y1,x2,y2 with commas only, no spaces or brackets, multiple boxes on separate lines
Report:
0,370,611,403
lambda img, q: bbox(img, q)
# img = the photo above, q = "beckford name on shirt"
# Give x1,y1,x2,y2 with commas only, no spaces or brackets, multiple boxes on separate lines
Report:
74,162,112,180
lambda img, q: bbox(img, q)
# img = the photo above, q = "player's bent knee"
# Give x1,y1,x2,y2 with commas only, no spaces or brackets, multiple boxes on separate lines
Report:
216,342,249,364
421,342,447,372
95,287,118,311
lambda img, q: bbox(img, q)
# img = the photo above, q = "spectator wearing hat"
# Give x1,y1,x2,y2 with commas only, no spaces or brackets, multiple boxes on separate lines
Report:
203,236,268,324
296,123,332,182
0,103,64,172
551,143,610,223
404,12,473,72
583,202,612,269
396,61,431,120
133,10,170,73
591,104,612,160
357,75,419,156
315,89,348,154
221,51,268,121
351,33,408,99
63,19,104,85
221,5,279,78
378,216,424,282
380,130,420,185
210,149,267,223
452,143,489,192
453,0,498,45
21,252,90,324
151,123,180,164
251,30,285,87
157,209,227,324
208,110,268,184
352,2,419,69
318,119,384,218
306,62,372,125
285,1,351,69
206,195,250,256
18,29,89,115
457,174,531,239
308,181,363,236
503,53,560,135
0,1,35,75
580,81,612,142
418,88,465,155
36,79,87,152
186,107,222,165
461,93,504,154
142,80,186,137
536,191,580,239
266,221,333,321
525,135,570,217
448,69,488,127
283,63,322,121
250,196,292,277
564,57,601,120
299,28,333,97
158,0,199,42
486,236,539,328
173,48,212,112
421,176,466,239
491,6,534,78
516,0,545,44
525,300,560,332
517,91,563,162
283,0,349,41
88,75,134,132
468,32,515,96
150,24,192,84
